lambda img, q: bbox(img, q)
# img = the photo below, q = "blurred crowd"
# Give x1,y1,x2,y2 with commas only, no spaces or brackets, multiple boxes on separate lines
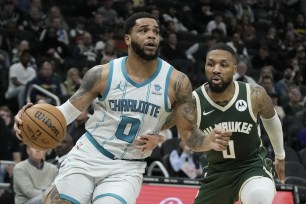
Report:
1,0,306,203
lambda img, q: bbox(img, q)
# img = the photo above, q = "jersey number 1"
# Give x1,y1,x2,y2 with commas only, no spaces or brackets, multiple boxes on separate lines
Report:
222,140,236,159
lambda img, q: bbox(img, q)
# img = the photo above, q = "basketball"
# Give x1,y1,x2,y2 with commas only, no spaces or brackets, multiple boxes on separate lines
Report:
20,103,67,150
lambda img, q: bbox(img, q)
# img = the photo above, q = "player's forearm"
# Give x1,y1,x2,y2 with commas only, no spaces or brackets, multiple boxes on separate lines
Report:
161,113,175,130
261,111,285,160
184,127,207,152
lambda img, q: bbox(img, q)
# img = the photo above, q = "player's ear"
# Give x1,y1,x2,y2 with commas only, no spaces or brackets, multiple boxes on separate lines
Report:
233,64,237,74
124,34,131,46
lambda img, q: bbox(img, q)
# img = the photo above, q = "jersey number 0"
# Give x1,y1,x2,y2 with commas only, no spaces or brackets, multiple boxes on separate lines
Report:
222,140,236,159
115,116,141,143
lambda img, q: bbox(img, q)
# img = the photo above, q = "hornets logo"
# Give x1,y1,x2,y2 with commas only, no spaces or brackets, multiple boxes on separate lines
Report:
152,84,162,95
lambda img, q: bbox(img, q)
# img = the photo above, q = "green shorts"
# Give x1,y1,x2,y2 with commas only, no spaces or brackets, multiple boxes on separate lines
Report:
194,162,274,204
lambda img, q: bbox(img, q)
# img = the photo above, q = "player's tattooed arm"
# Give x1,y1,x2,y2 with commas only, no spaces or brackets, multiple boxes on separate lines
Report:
69,65,106,111
172,73,206,151
161,113,175,130
250,83,275,119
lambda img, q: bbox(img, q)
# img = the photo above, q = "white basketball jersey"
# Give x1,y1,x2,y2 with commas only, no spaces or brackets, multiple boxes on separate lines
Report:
85,57,173,160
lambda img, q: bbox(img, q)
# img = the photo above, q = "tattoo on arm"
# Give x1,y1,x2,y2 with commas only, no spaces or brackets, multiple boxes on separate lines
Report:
250,84,275,118
186,127,204,151
70,66,103,103
161,113,175,130
173,73,206,151
174,74,195,122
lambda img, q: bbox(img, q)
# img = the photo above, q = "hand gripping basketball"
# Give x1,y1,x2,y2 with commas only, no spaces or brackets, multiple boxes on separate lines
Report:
19,103,67,150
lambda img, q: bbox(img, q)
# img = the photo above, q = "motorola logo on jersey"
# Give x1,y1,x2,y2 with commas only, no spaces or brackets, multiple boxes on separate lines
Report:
235,100,247,112
159,197,183,204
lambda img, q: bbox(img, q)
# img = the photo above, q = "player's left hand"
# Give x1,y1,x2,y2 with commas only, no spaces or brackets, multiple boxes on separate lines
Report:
133,134,164,152
274,158,285,184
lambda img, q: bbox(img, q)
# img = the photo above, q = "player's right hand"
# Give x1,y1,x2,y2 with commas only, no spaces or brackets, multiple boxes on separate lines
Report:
14,103,33,140
207,128,232,151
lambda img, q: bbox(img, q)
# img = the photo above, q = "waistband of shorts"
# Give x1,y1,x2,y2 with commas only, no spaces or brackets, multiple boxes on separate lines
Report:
85,132,145,162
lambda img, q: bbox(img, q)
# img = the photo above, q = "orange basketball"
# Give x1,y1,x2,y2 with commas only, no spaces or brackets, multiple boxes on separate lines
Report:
20,103,67,150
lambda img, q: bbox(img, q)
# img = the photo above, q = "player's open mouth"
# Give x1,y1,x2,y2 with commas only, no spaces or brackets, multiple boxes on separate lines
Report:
211,76,222,84
144,42,157,49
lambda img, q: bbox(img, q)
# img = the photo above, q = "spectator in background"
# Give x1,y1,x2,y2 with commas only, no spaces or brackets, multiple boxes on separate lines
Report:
226,16,242,38
5,49,36,109
234,0,254,23
20,6,46,41
87,12,112,44
257,65,274,83
205,12,227,37
259,75,278,96
0,47,10,71
162,7,189,34
272,13,287,39
27,61,62,104
169,139,202,179
226,32,249,61
48,133,74,168
45,6,70,32
0,116,21,196
251,44,278,78
11,40,37,70
0,105,14,133
97,39,118,65
294,103,306,149
73,0,100,19
234,60,256,84
0,0,21,27
294,14,306,37
275,65,294,100
283,86,304,116
263,26,282,55
280,29,298,58
40,16,69,45
185,35,217,64
293,46,306,77
67,108,89,144
160,32,186,64
97,0,119,27
72,32,98,68
269,93,286,122
37,26,69,68
60,67,81,100
239,15,257,53
13,146,58,204
69,16,86,44
0,116,21,163
285,102,306,150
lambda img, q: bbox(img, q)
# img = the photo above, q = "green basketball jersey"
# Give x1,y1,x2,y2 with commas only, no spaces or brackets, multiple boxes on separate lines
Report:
193,81,267,172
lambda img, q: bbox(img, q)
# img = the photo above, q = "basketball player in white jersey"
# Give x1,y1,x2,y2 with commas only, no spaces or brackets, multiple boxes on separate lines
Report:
14,12,231,204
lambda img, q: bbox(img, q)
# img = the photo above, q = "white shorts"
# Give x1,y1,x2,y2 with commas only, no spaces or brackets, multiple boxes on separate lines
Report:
54,135,146,204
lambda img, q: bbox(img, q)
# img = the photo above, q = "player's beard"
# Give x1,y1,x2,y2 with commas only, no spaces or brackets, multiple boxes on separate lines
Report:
131,41,159,61
208,77,232,93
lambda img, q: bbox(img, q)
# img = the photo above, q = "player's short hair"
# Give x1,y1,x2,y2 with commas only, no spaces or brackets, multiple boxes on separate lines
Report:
124,12,158,35
207,42,237,63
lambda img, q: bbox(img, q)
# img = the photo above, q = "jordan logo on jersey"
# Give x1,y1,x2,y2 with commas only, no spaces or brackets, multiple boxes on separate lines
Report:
151,84,162,95
113,81,124,91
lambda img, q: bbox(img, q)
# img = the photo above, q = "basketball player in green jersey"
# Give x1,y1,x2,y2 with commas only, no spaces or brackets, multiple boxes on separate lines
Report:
192,43,286,204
